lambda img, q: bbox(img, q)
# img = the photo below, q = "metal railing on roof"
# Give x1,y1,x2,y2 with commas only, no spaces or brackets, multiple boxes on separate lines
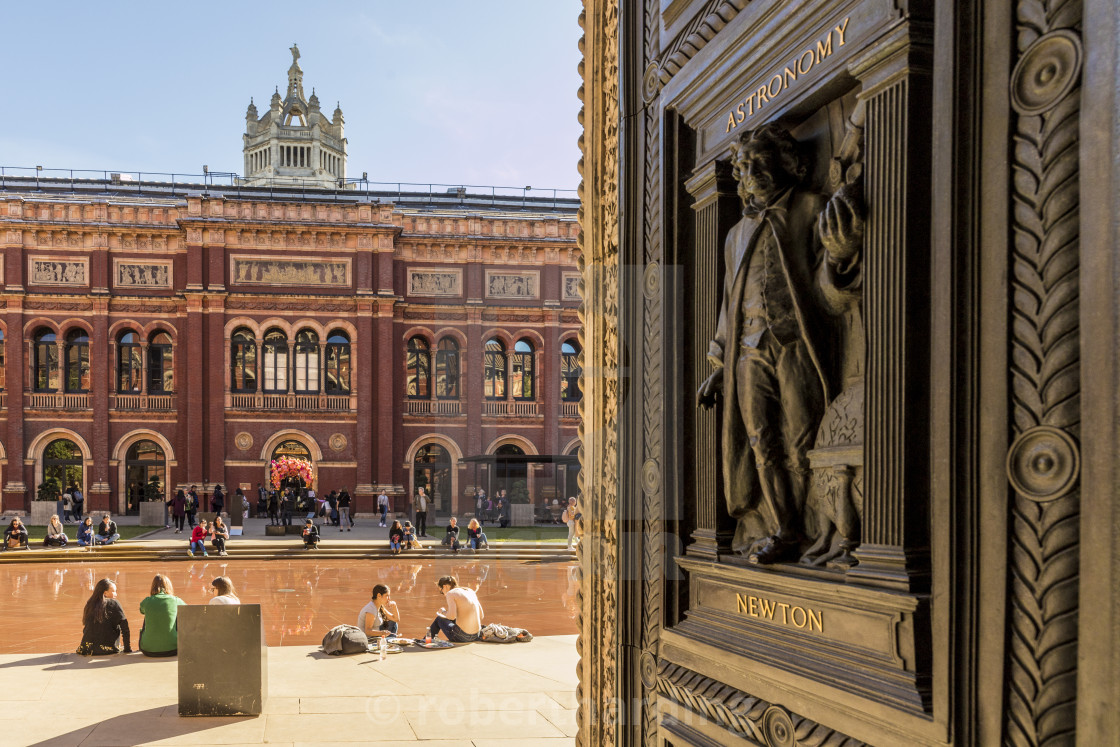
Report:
0,166,578,211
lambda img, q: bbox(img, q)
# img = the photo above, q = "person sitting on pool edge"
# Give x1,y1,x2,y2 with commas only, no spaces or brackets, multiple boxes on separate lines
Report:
402,520,417,549
4,517,29,550
466,518,488,551
138,574,186,657
359,584,400,639
302,518,320,549
94,513,120,546
425,575,484,643
388,519,405,554
44,514,68,548
441,517,462,553
77,578,131,656
188,519,209,557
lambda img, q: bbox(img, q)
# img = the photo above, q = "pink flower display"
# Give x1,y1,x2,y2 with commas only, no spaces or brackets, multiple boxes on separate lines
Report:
270,456,314,489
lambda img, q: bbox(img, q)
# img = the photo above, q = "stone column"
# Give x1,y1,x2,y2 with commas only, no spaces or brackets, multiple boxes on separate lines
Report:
90,297,111,511
4,289,26,512
206,294,227,518
352,298,374,506
683,158,739,558
847,25,933,591
183,291,205,488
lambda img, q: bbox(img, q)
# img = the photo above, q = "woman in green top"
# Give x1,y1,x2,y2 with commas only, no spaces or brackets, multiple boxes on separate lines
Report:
138,574,186,657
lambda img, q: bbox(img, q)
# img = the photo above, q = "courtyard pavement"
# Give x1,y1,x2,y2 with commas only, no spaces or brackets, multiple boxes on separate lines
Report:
0,635,578,746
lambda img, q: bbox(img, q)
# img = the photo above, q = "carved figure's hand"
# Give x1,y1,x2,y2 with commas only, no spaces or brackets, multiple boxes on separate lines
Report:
696,367,724,409
819,181,864,264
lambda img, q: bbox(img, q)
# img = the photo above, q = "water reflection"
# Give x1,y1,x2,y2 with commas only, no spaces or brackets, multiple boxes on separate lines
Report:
0,558,579,654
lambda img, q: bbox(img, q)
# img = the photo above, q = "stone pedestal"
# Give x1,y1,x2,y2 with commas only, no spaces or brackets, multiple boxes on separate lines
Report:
177,604,267,716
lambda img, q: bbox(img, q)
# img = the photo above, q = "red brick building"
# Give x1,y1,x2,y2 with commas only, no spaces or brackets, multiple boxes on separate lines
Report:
0,178,580,518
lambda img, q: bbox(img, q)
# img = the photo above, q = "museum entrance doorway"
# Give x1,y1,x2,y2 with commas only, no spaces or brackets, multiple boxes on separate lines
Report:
412,443,451,515
124,440,166,516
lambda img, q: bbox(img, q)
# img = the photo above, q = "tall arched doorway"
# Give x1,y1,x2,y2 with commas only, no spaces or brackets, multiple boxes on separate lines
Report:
124,440,166,516
413,443,451,515
495,443,528,504
270,439,313,492
43,439,82,496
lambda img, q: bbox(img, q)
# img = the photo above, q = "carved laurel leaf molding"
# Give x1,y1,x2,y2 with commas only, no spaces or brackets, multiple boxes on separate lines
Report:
577,0,621,745
1005,0,1082,744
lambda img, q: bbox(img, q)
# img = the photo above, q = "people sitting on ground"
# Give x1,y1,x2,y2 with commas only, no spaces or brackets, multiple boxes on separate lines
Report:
211,516,230,556
466,518,489,551
171,489,187,533
302,518,320,549
209,576,240,605
425,575,484,643
77,578,131,656
44,514,68,548
388,519,405,554
188,519,209,557
359,584,401,639
442,517,462,553
77,516,95,548
94,513,120,546
138,574,186,657
402,520,417,549
4,517,29,550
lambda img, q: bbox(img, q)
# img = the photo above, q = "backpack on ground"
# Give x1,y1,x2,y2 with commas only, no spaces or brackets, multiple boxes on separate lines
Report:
321,624,370,655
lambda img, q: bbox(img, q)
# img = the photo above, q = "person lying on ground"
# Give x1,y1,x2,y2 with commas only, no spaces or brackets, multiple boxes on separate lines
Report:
425,575,484,643
359,584,400,639
77,578,131,656
138,574,186,657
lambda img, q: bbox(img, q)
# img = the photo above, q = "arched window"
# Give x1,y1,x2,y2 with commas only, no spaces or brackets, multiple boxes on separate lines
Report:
43,438,82,495
510,339,535,400
435,337,460,399
262,329,289,393
561,340,582,401
484,339,506,399
230,328,257,393
406,336,431,398
33,329,58,392
64,329,90,393
413,443,451,512
270,439,312,490
324,330,351,394
149,331,174,393
294,329,320,393
117,331,142,393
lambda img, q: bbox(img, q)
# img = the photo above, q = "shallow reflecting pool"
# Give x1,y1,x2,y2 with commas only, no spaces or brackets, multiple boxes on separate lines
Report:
0,558,580,654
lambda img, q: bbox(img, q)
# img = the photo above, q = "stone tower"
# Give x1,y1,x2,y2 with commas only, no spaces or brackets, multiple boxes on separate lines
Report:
242,45,347,188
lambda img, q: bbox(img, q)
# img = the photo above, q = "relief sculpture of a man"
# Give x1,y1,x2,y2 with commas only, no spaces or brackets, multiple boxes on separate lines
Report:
697,123,863,564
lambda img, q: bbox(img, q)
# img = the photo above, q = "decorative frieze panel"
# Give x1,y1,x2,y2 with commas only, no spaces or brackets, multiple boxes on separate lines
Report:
114,260,172,289
407,268,462,297
485,270,539,299
562,271,581,301
229,255,350,287
28,256,88,286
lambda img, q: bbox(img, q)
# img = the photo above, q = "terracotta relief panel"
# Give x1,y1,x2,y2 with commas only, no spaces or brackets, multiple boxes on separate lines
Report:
407,268,462,297
28,256,88,286
485,270,539,299
230,255,351,287
114,260,172,289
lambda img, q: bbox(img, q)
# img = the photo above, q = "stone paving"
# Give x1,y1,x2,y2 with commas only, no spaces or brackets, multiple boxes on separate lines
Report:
0,636,578,746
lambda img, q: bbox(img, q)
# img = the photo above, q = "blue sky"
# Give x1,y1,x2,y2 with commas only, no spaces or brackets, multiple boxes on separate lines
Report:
1,1,583,191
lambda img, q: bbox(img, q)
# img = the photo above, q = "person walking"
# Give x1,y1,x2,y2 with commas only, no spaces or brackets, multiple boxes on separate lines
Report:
414,487,430,537
171,489,187,533
62,488,74,523
70,483,84,523
267,488,280,525
186,485,199,529
475,488,486,527
378,490,389,527
211,484,225,518
564,496,581,550
337,489,351,531
257,482,268,517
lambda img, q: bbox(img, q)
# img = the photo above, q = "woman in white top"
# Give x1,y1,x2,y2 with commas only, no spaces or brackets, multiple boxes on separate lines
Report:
208,576,240,605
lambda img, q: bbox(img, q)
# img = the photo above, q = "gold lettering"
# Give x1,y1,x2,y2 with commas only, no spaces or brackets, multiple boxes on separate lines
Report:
768,74,783,99
808,608,824,632
835,17,850,46
783,66,797,88
790,605,807,628
798,49,815,75
737,594,748,614
756,86,769,105
777,602,789,624
736,103,746,123
748,596,759,617
758,597,776,618
747,91,758,115
736,593,824,632
816,35,833,64
726,111,737,133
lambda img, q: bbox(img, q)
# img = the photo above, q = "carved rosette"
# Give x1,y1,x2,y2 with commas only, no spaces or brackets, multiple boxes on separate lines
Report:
1005,1,1083,744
